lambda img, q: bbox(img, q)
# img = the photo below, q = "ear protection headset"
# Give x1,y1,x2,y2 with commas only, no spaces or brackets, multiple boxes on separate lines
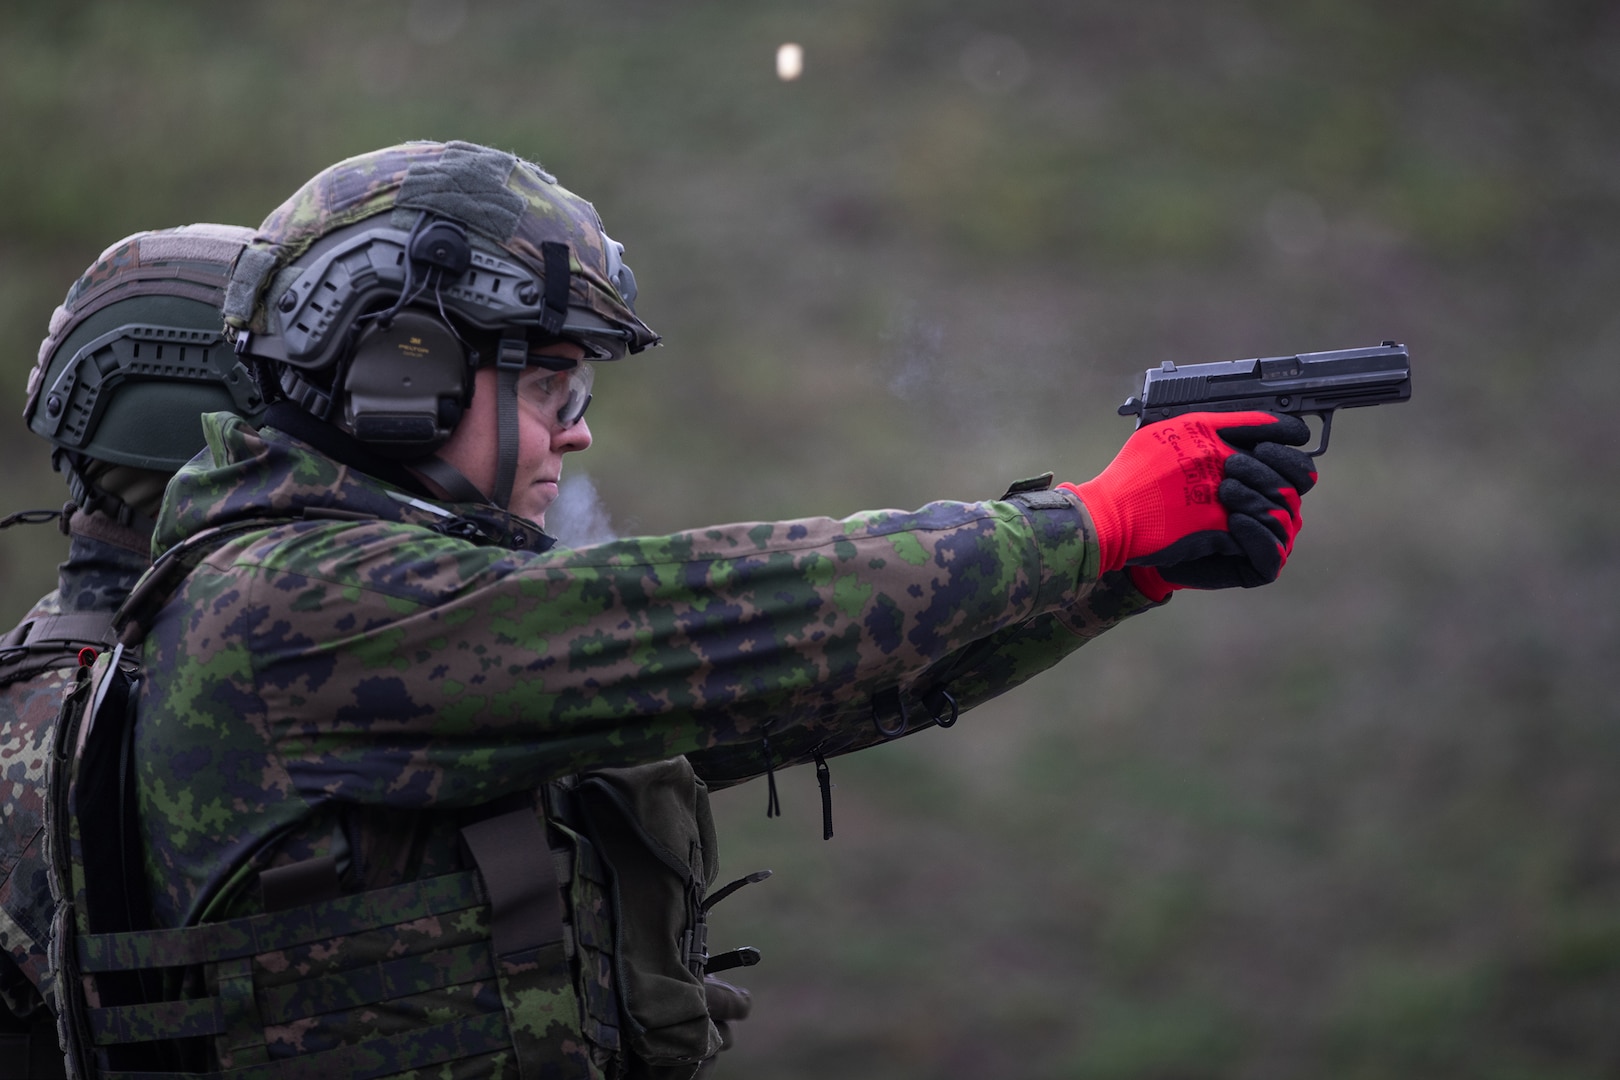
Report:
236,205,648,509
337,218,478,453
250,212,588,460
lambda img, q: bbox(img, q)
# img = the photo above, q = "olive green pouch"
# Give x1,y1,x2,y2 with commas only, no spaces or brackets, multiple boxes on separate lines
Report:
575,758,721,1079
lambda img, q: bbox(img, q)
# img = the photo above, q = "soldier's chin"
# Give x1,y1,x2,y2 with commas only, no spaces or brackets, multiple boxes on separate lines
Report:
513,483,556,526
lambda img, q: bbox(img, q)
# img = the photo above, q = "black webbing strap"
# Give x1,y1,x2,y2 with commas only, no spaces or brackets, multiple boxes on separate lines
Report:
459,809,564,960
538,242,571,336
0,610,113,687
491,336,526,510
0,610,113,651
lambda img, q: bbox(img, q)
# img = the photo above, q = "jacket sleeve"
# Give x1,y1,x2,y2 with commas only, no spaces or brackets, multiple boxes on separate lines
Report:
686,569,1161,787
146,490,1156,808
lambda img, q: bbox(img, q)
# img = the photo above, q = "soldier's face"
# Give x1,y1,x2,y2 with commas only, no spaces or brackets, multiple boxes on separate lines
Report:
432,341,593,525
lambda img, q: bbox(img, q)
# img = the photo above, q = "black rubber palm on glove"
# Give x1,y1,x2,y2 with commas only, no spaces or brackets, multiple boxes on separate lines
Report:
1061,411,1319,600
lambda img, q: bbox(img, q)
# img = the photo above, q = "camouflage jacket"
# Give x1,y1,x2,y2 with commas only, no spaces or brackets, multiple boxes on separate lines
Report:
137,411,1159,931
0,513,150,1021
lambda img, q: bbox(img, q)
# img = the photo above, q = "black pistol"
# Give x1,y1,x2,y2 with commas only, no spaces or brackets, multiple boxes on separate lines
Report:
1117,342,1412,456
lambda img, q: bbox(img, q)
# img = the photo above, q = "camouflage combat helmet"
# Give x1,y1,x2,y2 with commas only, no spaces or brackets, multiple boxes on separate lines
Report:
23,224,268,529
228,139,659,510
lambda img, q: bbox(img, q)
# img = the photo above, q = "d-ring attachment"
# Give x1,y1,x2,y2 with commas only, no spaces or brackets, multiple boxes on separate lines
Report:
872,688,909,738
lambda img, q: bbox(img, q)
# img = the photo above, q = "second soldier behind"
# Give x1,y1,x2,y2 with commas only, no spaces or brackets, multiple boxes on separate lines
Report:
2,224,266,1077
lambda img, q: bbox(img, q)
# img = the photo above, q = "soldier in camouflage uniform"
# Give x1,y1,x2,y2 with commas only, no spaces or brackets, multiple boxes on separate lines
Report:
61,140,1318,1078
1,224,266,1077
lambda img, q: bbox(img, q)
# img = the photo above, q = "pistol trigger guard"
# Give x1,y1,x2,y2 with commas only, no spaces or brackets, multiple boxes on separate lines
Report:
1306,411,1334,457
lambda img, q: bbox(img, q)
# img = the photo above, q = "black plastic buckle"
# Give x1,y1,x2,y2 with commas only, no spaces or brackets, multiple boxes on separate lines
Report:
496,336,528,370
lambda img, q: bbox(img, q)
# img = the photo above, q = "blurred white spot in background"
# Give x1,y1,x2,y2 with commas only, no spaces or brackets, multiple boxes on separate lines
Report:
777,43,804,81
960,34,1030,95
406,0,467,45
1263,191,1329,257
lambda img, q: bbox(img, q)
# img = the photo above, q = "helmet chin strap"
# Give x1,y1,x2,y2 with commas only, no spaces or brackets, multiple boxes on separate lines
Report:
421,243,572,512
488,248,571,511
406,335,530,512
491,335,527,510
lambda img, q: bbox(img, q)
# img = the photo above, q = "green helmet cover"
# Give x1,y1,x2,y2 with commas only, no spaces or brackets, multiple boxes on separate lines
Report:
226,140,659,365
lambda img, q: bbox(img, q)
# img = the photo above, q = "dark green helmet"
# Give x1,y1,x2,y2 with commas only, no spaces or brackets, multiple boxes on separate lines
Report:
23,224,267,526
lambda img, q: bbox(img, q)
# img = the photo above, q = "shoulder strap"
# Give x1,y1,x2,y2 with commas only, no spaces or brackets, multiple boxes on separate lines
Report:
111,518,296,648
0,611,116,688
0,611,114,653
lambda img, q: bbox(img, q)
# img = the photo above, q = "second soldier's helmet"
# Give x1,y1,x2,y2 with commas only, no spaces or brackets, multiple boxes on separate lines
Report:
23,224,268,529
226,140,658,509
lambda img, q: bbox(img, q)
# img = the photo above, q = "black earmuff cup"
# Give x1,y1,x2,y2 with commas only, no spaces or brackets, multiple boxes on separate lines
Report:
342,310,470,455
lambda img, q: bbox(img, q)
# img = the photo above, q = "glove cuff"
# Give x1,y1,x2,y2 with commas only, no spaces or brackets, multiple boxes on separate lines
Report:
1126,565,1177,603
1061,480,1123,573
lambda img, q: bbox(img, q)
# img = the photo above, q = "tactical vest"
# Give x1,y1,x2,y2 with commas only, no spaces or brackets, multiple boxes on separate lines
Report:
45,519,753,1080
0,606,110,1080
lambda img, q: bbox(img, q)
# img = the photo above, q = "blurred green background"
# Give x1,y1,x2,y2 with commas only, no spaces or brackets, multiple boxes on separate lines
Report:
3,1,1618,1077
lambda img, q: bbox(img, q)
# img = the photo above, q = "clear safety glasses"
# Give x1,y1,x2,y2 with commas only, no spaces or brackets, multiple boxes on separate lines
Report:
516,361,595,428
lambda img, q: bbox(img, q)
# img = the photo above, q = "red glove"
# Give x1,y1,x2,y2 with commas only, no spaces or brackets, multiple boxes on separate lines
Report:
1061,411,1318,600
